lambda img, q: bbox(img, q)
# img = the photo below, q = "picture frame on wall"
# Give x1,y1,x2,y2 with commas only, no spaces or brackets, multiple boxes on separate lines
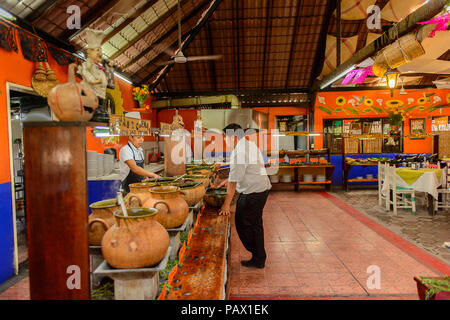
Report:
410,118,425,139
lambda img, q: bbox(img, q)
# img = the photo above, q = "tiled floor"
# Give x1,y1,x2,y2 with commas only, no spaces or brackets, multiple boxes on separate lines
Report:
1,190,448,300
0,278,29,300
229,191,449,299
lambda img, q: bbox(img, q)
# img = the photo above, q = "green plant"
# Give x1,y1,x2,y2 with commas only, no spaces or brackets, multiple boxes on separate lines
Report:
420,276,450,300
91,282,114,300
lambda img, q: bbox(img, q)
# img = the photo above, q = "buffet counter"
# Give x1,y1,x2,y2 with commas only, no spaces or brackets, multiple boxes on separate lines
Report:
88,163,165,181
160,205,231,300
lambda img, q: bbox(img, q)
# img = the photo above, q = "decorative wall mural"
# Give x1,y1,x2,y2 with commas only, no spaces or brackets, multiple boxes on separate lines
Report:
315,89,450,118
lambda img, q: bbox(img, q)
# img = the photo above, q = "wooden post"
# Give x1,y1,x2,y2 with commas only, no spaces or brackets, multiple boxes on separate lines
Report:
24,122,90,300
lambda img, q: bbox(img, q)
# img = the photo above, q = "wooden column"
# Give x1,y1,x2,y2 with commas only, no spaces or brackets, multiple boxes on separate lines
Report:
24,122,90,300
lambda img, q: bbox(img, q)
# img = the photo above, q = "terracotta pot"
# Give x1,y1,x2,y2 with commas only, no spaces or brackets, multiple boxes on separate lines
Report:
88,199,119,246
47,64,98,121
101,208,170,269
179,182,206,206
143,186,189,229
187,165,214,177
204,187,227,207
125,182,155,207
184,174,210,188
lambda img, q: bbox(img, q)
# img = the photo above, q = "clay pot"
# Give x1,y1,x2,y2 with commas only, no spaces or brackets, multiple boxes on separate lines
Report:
187,165,214,177
184,174,210,188
204,187,227,207
143,186,189,229
179,182,206,206
47,63,98,121
101,208,170,269
88,199,119,246
125,182,155,207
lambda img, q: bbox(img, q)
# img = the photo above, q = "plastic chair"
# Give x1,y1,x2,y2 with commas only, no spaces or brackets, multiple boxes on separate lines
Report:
386,164,416,216
434,166,450,213
378,162,390,211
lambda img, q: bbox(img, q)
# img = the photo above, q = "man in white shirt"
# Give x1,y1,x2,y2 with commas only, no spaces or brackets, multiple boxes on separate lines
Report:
217,123,271,269
119,135,160,194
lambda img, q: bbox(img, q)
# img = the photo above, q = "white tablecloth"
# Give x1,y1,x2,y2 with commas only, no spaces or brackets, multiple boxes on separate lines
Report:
383,169,444,200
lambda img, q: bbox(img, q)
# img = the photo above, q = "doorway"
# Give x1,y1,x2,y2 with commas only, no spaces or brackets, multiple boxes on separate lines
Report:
7,83,51,275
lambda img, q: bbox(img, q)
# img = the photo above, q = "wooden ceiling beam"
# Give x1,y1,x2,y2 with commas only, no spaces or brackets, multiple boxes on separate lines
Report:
285,0,303,88
309,0,336,89
260,0,273,90
205,22,217,91
122,0,210,71
108,0,190,60
101,0,159,45
25,0,61,23
60,0,121,41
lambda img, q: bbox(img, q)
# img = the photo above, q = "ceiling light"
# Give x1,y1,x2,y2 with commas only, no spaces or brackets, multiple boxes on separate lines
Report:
114,72,133,85
0,8,16,21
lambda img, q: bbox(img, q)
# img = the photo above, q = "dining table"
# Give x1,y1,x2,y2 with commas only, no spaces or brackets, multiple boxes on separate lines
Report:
388,167,445,215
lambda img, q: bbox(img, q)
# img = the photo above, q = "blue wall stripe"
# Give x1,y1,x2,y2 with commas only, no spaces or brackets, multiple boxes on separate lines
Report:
0,182,14,285
88,180,122,214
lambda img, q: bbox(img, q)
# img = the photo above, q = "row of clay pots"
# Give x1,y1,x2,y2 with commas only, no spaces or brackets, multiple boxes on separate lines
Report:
88,185,189,247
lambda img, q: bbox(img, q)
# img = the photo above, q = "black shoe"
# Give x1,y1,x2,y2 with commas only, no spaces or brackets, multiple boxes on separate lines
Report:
241,259,265,269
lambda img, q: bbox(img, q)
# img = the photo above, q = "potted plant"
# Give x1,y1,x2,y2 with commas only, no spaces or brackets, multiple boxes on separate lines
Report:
414,276,450,300
132,85,153,109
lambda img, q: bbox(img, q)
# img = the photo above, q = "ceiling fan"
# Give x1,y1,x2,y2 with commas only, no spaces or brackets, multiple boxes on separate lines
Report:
156,0,222,66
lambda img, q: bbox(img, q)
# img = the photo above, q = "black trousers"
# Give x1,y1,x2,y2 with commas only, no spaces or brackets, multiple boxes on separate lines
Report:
235,190,269,264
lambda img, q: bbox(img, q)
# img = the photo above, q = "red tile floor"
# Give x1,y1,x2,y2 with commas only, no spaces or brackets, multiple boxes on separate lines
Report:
1,191,448,300
229,191,450,300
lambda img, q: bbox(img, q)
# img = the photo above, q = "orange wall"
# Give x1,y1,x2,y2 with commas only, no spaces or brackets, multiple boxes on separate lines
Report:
0,28,151,183
314,89,450,153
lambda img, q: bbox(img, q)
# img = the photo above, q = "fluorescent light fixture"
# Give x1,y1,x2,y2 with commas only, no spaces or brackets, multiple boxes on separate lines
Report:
159,134,170,137
0,8,16,21
95,126,109,130
114,72,133,85
94,133,119,137
320,64,357,89
308,133,321,136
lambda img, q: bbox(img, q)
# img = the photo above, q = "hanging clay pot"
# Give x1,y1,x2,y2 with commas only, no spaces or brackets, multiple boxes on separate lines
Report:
88,198,119,246
101,208,170,269
143,186,189,229
47,63,98,121
34,62,47,81
45,62,58,81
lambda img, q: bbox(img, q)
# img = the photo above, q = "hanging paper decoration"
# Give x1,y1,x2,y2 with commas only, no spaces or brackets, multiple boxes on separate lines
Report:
338,0,377,20
0,19,17,52
48,44,76,66
381,0,426,22
17,29,48,62
417,12,450,38
321,35,358,76
342,66,375,85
